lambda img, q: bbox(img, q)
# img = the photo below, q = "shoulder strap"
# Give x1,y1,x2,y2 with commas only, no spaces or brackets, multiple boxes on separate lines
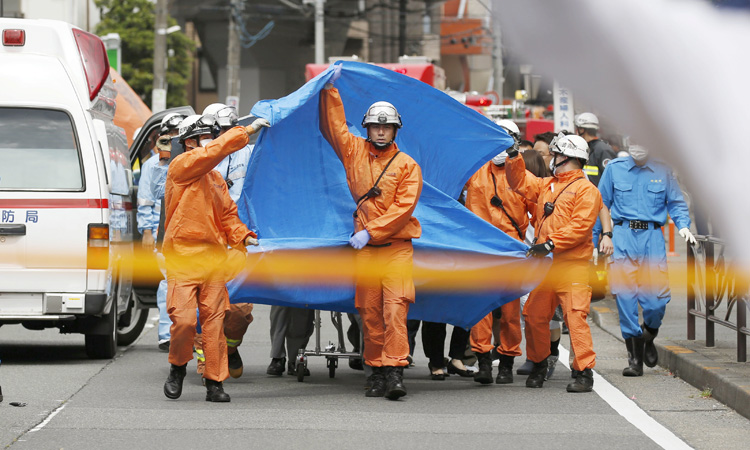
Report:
533,177,586,243
490,171,524,240
353,151,401,217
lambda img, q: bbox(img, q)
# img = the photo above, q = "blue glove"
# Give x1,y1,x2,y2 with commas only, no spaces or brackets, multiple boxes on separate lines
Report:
329,63,342,84
349,229,370,250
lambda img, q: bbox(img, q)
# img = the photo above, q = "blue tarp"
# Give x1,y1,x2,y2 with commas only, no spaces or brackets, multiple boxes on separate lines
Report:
227,61,550,329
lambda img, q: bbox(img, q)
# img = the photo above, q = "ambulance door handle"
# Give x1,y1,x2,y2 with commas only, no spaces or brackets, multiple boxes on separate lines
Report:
0,224,26,236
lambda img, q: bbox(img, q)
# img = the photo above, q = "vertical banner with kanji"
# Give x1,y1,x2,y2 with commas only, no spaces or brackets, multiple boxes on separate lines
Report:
553,81,574,133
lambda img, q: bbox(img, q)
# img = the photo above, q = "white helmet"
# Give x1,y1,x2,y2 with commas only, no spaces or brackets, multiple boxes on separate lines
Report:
177,114,217,143
574,112,599,130
160,112,186,135
202,103,238,128
361,101,402,128
550,132,589,162
495,119,520,138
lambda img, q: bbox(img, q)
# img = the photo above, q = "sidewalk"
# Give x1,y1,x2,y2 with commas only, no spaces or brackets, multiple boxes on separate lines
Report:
589,245,750,420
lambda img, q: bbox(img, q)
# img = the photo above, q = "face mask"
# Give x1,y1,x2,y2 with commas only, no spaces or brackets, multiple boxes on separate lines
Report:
199,137,213,147
629,145,649,162
492,151,508,166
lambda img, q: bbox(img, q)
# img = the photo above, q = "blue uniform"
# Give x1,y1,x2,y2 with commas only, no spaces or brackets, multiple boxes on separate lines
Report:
598,156,690,339
136,153,170,344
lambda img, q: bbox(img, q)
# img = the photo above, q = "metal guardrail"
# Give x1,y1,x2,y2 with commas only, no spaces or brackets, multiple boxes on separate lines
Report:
687,235,749,362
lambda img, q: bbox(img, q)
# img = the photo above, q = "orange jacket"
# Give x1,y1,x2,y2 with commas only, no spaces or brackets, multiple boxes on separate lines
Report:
506,155,601,262
163,127,255,279
320,88,422,245
466,162,531,242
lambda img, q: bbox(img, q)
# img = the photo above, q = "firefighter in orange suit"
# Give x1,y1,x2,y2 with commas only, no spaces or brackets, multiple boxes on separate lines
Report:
162,114,269,402
320,64,423,401
505,132,602,393
466,120,533,386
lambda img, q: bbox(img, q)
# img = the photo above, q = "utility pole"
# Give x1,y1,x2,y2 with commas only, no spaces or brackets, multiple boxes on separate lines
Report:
152,0,168,113
303,0,325,64
226,0,242,109
491,4,504,99
398,0,407,57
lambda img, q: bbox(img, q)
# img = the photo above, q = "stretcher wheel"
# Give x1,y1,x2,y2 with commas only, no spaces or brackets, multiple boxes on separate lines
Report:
296,360,306,382
327,356,337,378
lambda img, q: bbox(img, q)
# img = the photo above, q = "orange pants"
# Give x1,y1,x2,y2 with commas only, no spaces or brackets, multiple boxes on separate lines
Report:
194,302,254,374
523,260,595,371
470,298,522,356
167,279,229,382
355,241,415,367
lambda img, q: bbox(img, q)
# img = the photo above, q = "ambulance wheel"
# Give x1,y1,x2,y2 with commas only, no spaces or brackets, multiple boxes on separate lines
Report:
327,357,337,378
116,291,149,346
85,301,117,359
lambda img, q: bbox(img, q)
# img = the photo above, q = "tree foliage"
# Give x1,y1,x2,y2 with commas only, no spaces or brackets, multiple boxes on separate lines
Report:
94,0,194,108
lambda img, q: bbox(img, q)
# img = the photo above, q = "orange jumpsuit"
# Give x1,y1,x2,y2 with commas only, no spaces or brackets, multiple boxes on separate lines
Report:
465,162,531,358
506,155,602,371
320,87,423,368
163,127,255,382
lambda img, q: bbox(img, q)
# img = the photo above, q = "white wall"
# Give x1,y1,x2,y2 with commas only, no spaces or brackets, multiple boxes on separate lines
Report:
20,0,100,31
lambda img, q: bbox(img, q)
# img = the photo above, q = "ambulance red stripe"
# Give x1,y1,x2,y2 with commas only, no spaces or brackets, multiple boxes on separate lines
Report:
0,199,109,208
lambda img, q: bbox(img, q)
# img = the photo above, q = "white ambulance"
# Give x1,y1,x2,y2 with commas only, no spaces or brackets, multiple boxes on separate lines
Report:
0,18,148,358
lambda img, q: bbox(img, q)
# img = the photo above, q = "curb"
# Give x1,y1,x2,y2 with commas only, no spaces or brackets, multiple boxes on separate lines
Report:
589,299,750,421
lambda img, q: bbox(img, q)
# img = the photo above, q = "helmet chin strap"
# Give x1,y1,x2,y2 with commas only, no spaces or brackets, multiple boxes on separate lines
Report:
367,138,393,150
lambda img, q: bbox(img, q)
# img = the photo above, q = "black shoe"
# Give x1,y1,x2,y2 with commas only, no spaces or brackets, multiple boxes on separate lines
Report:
447,359,472,378
495,354,514,384
571,369,581,379
562,322,569,335
525,359,548,388
516,359,533,375
642,324,659,368
228,350,243,379
288,361,311,376
164,363,187,399
205,379,231,402
365,367,386,397
567,368,594,393
473,352,493,385
384,366,407,400
266,357,286,376
158,340,170,352
545,355,559,381
622,337,644,377
428,363,446,381
349,357,364,371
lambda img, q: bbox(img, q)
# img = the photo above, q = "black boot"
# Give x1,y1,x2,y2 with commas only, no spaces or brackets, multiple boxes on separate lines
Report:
384,366,407,400
266,357,286,376
495,354,514,384
622,337,644,377
365,367,386,397
205,379,231,402
567,368,594,393
525,359,548,388
228,349,243,379
642,324,659,368
164,363,187,399
473,352,493,385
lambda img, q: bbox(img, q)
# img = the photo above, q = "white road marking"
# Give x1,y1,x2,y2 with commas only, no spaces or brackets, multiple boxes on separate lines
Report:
29,403,66,432
559,346,692,450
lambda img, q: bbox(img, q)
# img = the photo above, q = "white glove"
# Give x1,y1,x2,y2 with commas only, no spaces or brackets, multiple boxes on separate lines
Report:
248,118,270,133
245,236,259,246
679,227,696,245
349,230,371,250
592,247,599,265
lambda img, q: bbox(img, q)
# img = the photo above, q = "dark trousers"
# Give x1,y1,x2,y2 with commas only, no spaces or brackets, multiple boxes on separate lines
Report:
407,319,470,368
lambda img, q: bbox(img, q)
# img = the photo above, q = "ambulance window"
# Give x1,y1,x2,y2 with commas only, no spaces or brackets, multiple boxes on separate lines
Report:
0,108,83,191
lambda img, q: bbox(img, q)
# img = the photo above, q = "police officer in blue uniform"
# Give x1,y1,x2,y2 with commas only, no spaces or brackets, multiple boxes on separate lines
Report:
598,144,696,377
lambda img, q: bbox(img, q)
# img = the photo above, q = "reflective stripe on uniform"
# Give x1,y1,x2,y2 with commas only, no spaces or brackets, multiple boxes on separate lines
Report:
194,348,205,362
137,198,155,206
226,337,242,348
583,165,599,176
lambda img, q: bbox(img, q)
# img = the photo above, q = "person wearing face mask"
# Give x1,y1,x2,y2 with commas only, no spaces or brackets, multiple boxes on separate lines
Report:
161,113,269,403
465,119,534,385
187,103,259,382
505,132,603,393
597,143,694,377
320,64,423,401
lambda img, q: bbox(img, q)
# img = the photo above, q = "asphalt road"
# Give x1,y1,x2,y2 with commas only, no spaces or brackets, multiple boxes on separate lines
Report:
1,304,749,450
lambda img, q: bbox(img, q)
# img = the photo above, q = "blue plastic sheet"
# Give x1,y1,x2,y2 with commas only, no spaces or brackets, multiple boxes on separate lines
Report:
227,61,550,329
